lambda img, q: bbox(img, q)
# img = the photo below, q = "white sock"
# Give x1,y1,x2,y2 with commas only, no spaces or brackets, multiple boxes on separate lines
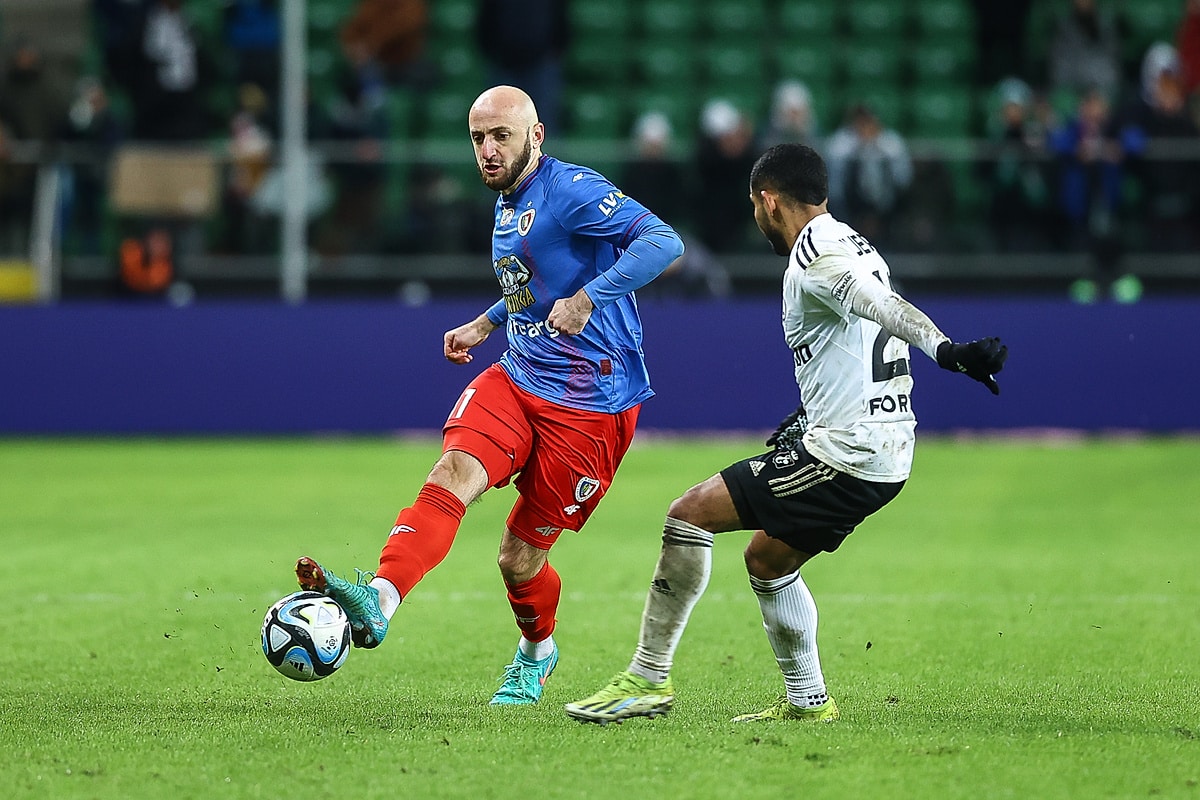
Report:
368,577,402,620
750,570,828,708
628,517,714,685
518,635,556,662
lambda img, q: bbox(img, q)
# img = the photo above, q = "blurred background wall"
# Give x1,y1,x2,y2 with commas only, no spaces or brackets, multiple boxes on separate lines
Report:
0,0,1196,432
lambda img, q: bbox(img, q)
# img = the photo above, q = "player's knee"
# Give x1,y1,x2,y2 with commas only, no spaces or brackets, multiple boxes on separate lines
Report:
427,451,489,499
743,539,802,580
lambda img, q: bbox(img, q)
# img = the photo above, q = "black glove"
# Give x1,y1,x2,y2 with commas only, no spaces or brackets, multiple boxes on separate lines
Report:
936,338,1008,395
766,404,807,448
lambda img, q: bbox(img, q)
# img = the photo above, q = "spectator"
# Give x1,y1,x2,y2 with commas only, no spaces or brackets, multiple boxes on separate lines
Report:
760,80,821,149
621,112,688,227
693,99,760,254
222,84,273,254
341,0,431,88
475,0,569,134
982,78,1053,251
622,112,729,298
0,37,71,253
825,104,913,249
1049,87,1142,296
316,41,389,254
1048,0,1122,99
1122,43,1200,252
63,77,124,255
222,0,282,110
126,0,212,140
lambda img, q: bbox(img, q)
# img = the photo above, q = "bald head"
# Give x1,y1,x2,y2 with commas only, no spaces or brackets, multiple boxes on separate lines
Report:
469,85,545,193
469,85,540,130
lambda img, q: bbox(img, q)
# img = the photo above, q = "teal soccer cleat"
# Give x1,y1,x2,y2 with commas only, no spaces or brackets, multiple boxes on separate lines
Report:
295,557,388,649
489,644,559,705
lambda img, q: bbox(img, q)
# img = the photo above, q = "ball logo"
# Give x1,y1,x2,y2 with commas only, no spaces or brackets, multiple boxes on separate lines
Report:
574,476,600,503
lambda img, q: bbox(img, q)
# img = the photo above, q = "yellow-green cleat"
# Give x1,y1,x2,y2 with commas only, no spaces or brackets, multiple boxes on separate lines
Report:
731,695,839,723
564,670,675,725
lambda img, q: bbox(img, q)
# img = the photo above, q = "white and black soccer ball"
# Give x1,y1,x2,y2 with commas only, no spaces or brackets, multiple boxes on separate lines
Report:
261,591,351,681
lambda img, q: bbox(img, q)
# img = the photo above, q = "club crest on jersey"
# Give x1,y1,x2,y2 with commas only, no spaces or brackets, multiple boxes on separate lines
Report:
574,476,600,503
772,450,799,469
499,207,515,227
494,254,535,313
517,208,536,236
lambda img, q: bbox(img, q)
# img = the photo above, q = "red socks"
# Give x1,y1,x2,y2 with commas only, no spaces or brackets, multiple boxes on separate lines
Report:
506,562,561,643
377,483,467,598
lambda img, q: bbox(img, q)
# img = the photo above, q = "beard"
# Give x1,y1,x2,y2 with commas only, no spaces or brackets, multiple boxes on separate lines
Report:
479,134,533,192
759,219,793,256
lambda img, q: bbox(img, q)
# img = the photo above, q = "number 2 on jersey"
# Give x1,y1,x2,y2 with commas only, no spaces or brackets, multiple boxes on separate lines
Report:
869,269,910,382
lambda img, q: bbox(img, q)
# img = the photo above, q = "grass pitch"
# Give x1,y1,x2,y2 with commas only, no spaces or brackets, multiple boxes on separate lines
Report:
3,436,1198,800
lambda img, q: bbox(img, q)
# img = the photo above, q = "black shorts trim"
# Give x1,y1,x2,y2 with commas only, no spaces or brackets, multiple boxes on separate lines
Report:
720,444,904,554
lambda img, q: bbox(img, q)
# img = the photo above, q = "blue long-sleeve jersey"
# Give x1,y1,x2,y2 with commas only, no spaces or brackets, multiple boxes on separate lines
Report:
483,155,684,413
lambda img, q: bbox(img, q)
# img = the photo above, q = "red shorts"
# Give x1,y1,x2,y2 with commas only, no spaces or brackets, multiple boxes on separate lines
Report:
442,364,640,549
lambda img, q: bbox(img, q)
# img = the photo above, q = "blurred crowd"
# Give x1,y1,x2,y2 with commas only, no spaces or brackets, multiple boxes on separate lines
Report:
0,0,1198,298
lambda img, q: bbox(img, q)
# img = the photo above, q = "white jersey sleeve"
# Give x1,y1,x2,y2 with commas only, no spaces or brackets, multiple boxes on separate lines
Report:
782,214,931,482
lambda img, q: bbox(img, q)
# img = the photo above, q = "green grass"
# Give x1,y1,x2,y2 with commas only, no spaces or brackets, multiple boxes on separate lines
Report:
3,436,1199,799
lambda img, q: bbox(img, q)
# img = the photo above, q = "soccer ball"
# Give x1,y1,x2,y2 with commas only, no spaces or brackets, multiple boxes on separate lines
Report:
261,591,351,681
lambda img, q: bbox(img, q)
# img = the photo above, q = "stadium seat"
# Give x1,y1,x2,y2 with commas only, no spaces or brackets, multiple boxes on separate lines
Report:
567,40,634,86
705,0,768,40
566,92,627,139
307,0,346,38
385,88,418,139
1122,0,1180,58
777,0,838,38
570,0,632,38
839,43,906,86
910,39,977,86
772,39,837,87
435,43,486,94
421,90,474,140
703,42,768,90
629,90,700,139
911,0,975,39
640,0,702,38
907,86,975,138
429,0,476,39
635,42,698,87
845,0,910,39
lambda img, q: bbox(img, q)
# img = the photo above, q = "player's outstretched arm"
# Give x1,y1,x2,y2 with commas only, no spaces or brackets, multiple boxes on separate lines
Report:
841,272,1009,395
935,338,1009,395
444,313,500,364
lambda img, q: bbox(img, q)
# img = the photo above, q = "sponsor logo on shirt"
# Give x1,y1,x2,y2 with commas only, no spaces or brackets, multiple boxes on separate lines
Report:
597,190,626,218
499,207,515,227
495,254,535,313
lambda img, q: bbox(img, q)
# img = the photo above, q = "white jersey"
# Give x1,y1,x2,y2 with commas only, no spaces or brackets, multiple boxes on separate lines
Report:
784,213,947,482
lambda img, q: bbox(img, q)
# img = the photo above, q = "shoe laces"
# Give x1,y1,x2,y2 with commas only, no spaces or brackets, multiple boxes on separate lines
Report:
353,568,377,586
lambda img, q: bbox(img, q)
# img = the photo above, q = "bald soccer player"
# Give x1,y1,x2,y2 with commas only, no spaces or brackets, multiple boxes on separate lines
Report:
294,86,685,705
